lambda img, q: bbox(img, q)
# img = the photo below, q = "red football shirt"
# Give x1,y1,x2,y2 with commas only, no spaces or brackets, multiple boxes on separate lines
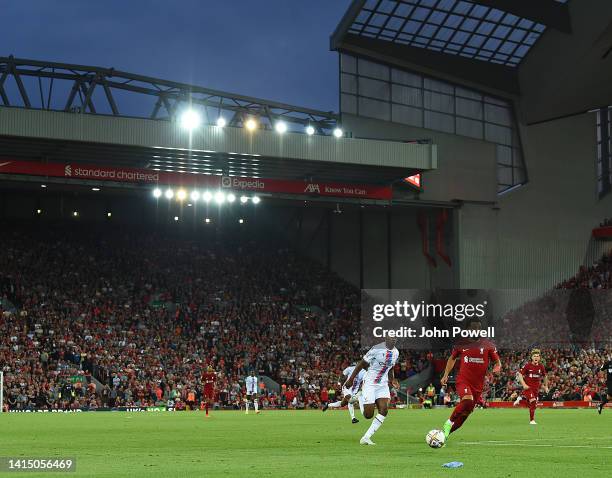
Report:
202,372,216,391
451,340,499,392
520,362,546,390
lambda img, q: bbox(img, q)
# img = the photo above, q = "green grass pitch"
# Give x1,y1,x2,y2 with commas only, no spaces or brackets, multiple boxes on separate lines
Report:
1,408,610,477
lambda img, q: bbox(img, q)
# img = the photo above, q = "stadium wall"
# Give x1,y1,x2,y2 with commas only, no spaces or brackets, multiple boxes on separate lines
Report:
342,113,498,204
259,205,456,290
343,111,611,291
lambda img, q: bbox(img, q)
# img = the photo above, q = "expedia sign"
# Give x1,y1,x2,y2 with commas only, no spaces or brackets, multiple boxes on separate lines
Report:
221,176,265,190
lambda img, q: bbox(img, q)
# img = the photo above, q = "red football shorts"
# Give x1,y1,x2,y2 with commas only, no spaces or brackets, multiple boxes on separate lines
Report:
456,382,481,403
521,388,538,401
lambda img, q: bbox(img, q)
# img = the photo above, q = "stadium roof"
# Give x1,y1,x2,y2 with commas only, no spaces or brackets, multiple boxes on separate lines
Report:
333,1,612,125
332,0,572,95
0,57,437,190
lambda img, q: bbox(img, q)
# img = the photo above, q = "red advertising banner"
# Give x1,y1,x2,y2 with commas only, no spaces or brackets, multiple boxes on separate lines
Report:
488,401,607,409
592,226,612,238
0,159,393,200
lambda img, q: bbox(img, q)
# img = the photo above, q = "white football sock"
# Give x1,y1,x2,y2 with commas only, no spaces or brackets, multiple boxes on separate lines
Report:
358,395,365,415
363,413,385,440
245,401,249,413
348,403,355,419
327,401,343,408
254,400,258,412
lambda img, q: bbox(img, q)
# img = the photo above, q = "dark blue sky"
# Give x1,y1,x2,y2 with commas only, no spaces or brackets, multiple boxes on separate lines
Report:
1,0,350,112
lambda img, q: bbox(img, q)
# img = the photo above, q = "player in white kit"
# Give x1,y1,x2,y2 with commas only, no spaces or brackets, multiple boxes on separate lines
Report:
344,337,399,445
322,364,365,423
245,371,259,414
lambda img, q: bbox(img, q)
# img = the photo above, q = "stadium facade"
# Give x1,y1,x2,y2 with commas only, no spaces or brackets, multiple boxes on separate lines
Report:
0,0,611,295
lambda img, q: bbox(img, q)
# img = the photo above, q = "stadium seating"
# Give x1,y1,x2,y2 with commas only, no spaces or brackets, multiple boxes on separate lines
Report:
1,222,608,411
0,222,426,410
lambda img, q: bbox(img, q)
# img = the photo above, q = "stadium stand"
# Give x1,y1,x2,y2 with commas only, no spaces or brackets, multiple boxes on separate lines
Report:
0,221,428,410
0,221,609,411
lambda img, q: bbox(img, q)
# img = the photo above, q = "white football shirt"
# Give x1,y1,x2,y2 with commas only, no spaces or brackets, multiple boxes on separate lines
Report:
343,366,366,391
245,376,258,394
362,343,399,386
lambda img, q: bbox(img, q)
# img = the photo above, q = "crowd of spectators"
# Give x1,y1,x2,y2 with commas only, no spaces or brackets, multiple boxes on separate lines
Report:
0,222,428,411
2,220,609,411
556,252,612,289
486,347,611,402
485,251,612,402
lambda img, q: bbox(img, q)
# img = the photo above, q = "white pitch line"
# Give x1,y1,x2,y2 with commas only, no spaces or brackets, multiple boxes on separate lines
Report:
461,441,612,450
460,437,612,443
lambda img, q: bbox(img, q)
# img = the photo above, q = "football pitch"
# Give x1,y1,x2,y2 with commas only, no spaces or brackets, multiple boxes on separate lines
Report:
1,409,610,477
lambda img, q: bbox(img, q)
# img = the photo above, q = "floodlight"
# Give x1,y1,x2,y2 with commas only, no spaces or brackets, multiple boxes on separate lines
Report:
180,109,201,131
275,121,287,134
245,118,257,131
214,191,226,204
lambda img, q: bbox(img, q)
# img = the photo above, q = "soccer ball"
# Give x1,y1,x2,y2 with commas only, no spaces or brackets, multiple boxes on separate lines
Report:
425,429,445,448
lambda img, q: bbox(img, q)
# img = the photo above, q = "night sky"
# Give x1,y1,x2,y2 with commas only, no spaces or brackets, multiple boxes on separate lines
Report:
0,0,351,112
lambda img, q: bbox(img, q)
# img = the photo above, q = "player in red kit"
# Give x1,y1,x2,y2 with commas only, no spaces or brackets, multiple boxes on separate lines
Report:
513,349,548,424
202,366,216,417
439,318,501,442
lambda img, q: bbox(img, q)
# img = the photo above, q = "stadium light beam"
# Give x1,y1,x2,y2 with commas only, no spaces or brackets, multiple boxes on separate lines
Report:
190,190,200,201
333,127,343,138
202,191,212,202
205,218,211,224
305,125,315,136
174,216,179,222
180,109,201,131
239,218,244,224
240,196,248,204
153,188,162,198
216,117,227,128
227,193,236,203
176,189,187,201
252,196,261,204
164,188,174,199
